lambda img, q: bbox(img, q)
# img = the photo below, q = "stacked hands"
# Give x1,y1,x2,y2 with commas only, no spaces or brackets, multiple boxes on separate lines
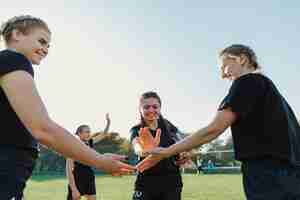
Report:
135,127,193,173
104,127,193,176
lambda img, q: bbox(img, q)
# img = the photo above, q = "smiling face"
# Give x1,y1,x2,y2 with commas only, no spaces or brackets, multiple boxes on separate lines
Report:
220,54,244,80
78,126,91,141
140,97,161,123
13,27,51,65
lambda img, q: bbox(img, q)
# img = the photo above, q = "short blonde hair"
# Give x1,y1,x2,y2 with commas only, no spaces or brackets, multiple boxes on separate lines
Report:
0,15,50,43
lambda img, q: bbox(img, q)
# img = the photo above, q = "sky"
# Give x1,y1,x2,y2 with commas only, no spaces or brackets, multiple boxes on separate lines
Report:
1,1,300,140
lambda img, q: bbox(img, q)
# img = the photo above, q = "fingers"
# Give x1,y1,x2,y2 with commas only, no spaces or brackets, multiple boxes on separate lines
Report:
104,153,127,161
154,128,161,146
136,137,142,146
136,157,152,172
139,127,153,140
175,158,190,166
112,162,136,176
118,162,136,171
136,155,161,172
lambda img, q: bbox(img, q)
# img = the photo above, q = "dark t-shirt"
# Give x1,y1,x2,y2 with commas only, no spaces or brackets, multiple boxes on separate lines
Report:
0,50,38,153
130,120,183,190
74,139,94,175
219,73,300,166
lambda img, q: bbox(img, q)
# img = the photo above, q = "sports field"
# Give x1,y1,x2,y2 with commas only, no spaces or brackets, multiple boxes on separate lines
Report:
24,174,244,200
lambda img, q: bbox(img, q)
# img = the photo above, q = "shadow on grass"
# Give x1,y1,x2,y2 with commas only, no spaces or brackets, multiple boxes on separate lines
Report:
30,173,66,182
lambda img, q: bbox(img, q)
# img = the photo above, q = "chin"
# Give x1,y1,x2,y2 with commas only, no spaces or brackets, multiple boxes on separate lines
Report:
32,60,41,65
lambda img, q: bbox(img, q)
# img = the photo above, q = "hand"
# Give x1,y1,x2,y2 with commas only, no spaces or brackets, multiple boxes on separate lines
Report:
98,156,135,176
136,147,169,172
103,153,127,161
71,188,81,200
136,154,163,172
175,151,193,166
136,127,161,152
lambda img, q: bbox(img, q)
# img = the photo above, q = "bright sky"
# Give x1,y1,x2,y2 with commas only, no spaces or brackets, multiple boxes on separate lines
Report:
1,1,300,139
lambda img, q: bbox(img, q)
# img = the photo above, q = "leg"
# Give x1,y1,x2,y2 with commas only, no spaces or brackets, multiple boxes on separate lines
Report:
84,194,96,200
242,160,295,200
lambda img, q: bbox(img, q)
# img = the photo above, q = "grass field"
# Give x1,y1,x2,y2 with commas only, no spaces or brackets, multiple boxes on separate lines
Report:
24,174,245,200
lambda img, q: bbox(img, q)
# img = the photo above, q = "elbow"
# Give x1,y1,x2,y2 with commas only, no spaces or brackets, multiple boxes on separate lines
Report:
206,124,224,139
29,118,57,146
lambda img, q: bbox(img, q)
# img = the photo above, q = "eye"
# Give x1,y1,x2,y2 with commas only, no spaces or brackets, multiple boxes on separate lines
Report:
39,38,50,48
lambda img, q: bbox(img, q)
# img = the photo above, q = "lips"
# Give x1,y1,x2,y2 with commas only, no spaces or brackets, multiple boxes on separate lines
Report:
147,113,158,119
35,51,45,59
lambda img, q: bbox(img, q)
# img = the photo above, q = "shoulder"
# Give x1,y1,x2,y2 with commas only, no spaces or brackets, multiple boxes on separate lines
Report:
234,73,267,85
130,124,141,134
129,124,142,142
230,73,267,92
0,50,34,77
163,119,178,132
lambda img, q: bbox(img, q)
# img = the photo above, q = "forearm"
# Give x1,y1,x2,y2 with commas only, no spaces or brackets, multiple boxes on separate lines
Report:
103,119,110,133
168,126,221,156
34,120,113,172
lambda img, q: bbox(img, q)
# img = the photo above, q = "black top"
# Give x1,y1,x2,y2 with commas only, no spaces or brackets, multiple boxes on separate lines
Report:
0,50,38,153
219,73,300,166
74,139,94,175
130,118,183,190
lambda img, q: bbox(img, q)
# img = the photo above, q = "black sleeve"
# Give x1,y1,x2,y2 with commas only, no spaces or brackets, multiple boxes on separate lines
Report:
0,51,34,78
218,75,265,119
89,139,94,148
129,127,139,144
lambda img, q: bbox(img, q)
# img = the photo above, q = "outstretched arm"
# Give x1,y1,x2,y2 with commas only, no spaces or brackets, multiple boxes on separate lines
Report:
90,113,111,144
166,109,236,156
137,109,236,172
1,71,135,175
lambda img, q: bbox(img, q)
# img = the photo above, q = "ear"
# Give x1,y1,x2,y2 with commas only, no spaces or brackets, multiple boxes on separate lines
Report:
239,54,249,66
10,29,25,42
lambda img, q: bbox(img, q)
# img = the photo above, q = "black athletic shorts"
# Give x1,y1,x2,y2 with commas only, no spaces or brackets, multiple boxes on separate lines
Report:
67,169,96,199
0,148,37,200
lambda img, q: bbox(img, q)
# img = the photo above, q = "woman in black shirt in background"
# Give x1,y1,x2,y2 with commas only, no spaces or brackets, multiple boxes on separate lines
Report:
131,91,190,200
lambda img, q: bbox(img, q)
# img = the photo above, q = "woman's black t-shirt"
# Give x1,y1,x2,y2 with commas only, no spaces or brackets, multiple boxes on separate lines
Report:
0,50,38,154
130,120,183,190
219,73,300,166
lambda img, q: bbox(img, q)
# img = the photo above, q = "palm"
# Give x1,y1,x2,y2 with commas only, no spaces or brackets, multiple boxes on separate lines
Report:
137,127,161,151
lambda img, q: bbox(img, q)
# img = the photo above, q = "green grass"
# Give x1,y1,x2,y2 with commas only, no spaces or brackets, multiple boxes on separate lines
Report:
24,174,244,200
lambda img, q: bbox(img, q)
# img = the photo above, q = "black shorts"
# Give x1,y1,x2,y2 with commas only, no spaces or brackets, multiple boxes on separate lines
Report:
67,170,96,199
132,187,182,200
0,148,37,200
242,159,300,200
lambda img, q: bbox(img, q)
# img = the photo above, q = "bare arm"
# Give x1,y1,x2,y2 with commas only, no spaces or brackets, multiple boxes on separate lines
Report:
136,109,237,172
0,71,134,174
66,159,77,190
90,113,111,144
166,109,237,157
